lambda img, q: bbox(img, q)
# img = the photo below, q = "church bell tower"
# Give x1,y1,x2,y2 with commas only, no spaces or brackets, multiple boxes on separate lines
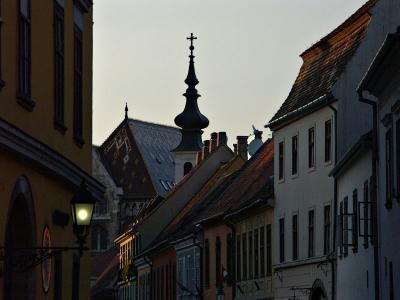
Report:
172,33,209,182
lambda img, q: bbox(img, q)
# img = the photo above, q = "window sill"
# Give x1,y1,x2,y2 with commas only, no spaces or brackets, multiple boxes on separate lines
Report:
74,135,85,148
17,94,36,111
54,120,67,135
291,173,298,180
324,160,332,167
307,166,316,173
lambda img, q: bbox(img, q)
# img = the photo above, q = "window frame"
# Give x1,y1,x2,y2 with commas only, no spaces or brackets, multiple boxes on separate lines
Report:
18,0,35,110
266,224,272,275
308,209,315,258
292,214,298,260
0,0,4,89
386,128,393,209
260,226,265,277
292,135,298,176
254,228,259,279
215,236,221,286
278,141,285,181
236,234,241,282
54,1,66,131
279,218,285,263
204,239,210,288
352,189,359,253
308,127,316,169
325,120,332,163
73,24,84,146
324,205,331,255
242,233,247,280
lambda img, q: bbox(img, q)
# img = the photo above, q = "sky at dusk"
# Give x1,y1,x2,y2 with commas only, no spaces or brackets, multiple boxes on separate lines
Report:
92,0,367,147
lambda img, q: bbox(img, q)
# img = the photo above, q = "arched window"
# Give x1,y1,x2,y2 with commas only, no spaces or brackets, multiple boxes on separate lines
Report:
184,162,193,175
91,226,109,251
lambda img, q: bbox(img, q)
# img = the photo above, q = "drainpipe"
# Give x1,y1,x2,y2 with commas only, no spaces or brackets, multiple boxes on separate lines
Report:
359,91,380,300
224,220,236,299
192,228,204,300
327,103,337,300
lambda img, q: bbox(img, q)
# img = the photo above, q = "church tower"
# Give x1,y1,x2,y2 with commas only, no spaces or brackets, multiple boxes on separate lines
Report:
172,33,209,182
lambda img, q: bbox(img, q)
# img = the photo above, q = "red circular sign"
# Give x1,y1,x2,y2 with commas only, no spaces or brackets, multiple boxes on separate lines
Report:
42,226,51,293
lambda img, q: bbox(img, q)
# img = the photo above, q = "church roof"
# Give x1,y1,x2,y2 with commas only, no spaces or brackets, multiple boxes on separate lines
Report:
128,119,181,196
268,0,378,129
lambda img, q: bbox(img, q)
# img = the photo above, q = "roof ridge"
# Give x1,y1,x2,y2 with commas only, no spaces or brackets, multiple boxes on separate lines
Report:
129,118,180,130
301,0,378,57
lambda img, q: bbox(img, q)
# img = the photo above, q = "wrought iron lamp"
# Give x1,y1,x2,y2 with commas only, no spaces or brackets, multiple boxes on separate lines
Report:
0,179,96,276
71,180,96,255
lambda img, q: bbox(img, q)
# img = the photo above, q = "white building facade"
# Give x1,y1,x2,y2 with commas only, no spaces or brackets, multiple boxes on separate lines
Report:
270,106,335,300
331,135,375,300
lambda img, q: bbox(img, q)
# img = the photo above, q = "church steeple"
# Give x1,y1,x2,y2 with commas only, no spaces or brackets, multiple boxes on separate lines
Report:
173,33,209,152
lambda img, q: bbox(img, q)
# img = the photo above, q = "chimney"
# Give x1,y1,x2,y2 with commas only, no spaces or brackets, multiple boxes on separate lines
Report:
202,140,210,160
217,132,227,146
237,136,248,160
233,144,238,155
196,150,202,165
210,132,218,152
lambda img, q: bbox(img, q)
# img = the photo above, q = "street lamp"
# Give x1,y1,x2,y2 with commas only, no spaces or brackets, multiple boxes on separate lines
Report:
71,180,96,255
0,179,97,276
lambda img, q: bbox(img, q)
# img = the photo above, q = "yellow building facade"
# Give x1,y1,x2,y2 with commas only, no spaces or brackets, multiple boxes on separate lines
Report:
0,0,103,299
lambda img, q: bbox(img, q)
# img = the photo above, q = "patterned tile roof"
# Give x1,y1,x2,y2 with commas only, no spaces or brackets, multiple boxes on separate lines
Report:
268,0,378,128
128,119,181,196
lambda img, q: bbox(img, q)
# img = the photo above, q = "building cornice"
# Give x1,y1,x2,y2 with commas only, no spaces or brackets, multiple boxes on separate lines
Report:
0,118,104,200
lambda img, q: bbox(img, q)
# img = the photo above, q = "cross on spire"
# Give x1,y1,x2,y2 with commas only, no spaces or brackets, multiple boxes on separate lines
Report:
187,33,197,56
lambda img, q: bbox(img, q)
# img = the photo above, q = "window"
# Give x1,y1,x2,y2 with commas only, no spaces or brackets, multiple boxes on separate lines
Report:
242,233,247,280
397,120,400,195
279,218,285,263
292,214,298,260
184,162,193,175
352,190,358,252
91,226,108,251
19,0,33,106
227,233,233,284
248,231,253,279
362,181,370,248
308,127,315,168
74,25,84,144
0,0,4,88
325,120,332,162
260,226,265,277
324,205,331,255
215,237,221,286
236,235,241,282
386,129,393,208
54,2,65,128
279,141,284,180
308,210,315,257
254,229,259,278
292,135,298,175
343,197,349,256
389,262,394,300
204,239,210,287
266,224,272,275
339,201,343,256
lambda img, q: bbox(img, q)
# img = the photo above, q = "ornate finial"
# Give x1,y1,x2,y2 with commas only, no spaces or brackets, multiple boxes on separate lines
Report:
187,33,197,57
125,102,128,120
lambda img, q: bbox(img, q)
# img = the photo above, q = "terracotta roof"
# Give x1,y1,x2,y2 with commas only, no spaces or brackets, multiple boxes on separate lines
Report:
199,139,274,220
268,0,377,128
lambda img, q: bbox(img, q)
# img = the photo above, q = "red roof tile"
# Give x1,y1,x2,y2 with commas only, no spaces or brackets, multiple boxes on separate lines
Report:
269,0,378,127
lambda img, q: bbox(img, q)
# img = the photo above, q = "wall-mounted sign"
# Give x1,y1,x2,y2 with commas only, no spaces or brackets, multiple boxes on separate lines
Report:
42,226,51,293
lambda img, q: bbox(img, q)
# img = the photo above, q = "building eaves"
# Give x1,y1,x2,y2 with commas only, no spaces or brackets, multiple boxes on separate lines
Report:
329,131,372,178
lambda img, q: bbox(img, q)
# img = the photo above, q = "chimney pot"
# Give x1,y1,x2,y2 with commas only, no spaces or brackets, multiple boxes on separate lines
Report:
210,132,218,152
217,132,227,146
196,150,202,165
237,136,248,160
202,140,210,160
